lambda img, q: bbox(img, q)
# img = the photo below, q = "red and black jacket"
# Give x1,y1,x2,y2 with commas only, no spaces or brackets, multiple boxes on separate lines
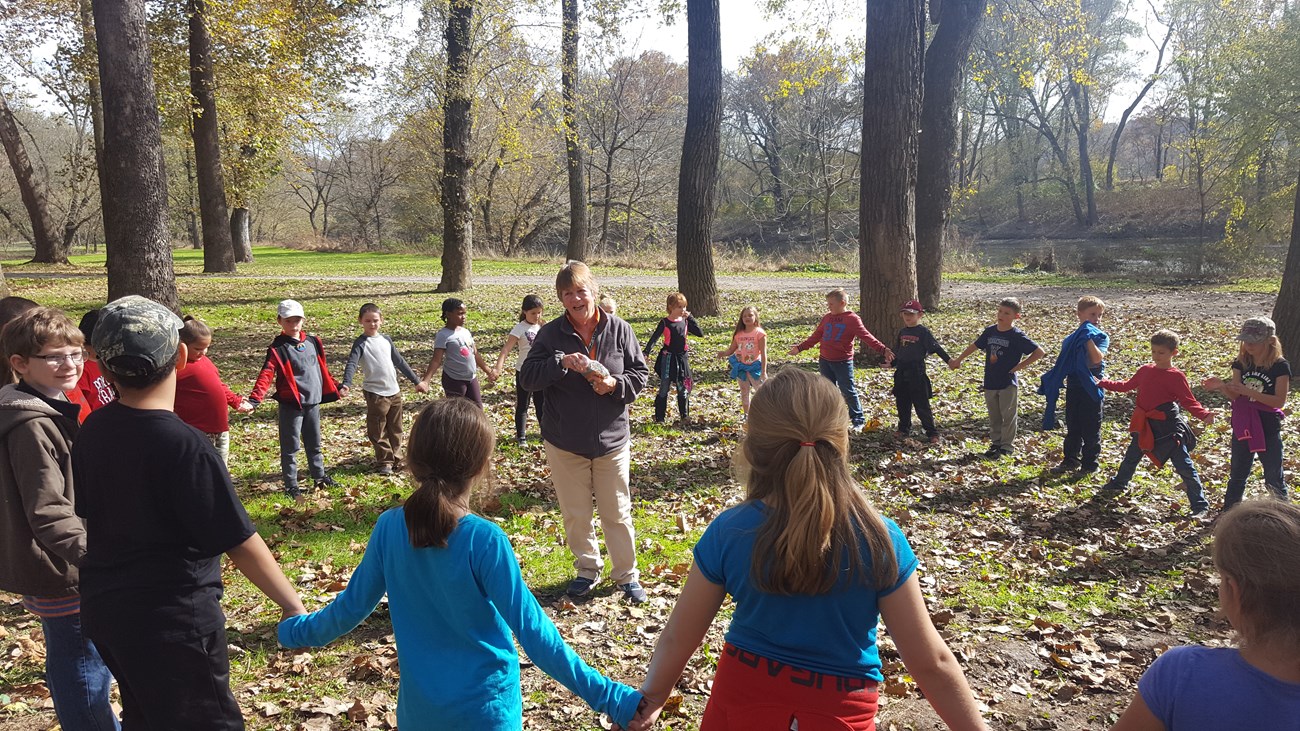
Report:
248,332,340,408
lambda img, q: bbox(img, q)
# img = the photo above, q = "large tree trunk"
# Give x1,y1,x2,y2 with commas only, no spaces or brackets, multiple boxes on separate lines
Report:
188,0,236,273
674,0,721,316
438,0,474,292
561,0,588,262
93,0,178,308
859,0,924,343
916,0,987,310
1275,167,1300,365
0,90,67,264
230,207,253,262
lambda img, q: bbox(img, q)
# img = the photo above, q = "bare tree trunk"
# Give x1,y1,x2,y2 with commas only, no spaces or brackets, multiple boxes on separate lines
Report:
78,0,106,196
1071,81,1098,226
188,0,236,273
1105,27,1170,190
438,0,474,292
0,90,67,264
561,0,588,262
230,207,253,262
1275,166,1300,365
93,0,178,308
0,264,8,297
674,0,721,316
183,148,201,249
916,0,986,310
859,0,924,343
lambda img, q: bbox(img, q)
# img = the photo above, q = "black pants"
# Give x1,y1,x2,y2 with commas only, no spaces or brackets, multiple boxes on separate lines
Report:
92,625,243,730
1225,414,1287,508
894,369,937,437
514,376,544,440
1062,385,1104,470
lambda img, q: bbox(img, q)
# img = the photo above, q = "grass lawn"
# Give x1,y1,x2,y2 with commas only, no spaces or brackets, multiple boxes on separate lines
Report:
0,251,1285,730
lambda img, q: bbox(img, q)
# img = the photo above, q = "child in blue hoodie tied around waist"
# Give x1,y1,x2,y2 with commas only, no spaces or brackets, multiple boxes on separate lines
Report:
278,398,642,730
1039,296,1109,474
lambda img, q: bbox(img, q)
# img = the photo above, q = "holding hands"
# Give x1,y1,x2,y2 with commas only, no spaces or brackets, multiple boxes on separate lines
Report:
236,398,255,414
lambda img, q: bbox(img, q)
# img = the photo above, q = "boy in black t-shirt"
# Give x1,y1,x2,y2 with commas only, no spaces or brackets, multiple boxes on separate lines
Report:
952,297,1046,457
73,296,306,730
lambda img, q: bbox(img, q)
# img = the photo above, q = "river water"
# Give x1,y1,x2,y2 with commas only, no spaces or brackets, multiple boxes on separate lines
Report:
974,237,1285,277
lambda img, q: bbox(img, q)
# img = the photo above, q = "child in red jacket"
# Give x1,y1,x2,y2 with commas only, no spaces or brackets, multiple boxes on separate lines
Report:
1098,329,1215,516
788,288,893,432
175,316,252,465
247,300,341,504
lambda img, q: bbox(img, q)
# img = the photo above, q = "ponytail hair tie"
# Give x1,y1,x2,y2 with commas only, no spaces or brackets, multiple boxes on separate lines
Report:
800,441,815,447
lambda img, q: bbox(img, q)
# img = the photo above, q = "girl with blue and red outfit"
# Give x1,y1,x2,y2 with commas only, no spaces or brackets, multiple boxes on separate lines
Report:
631,368,987,731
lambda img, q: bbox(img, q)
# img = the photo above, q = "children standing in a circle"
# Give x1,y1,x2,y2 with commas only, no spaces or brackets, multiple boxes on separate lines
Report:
1203,316,1291,508
717,306,766,418
422,299,496,407
495,295,546,446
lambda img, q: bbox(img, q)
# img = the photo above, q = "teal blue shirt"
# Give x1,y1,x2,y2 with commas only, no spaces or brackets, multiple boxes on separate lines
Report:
692,502,917,680
279,510,640,729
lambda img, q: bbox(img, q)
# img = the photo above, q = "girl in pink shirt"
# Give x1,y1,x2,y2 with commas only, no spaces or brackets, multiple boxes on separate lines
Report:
717,306,767,418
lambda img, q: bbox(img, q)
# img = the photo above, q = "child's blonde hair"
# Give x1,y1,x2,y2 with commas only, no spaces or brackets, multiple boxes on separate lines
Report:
667,292,687,311
1076,295,1105,313
734,367,898,594
598,296,616,314
1213,500,1300,656
734,306,760,334
1237,336,1283,370
826,288,847,304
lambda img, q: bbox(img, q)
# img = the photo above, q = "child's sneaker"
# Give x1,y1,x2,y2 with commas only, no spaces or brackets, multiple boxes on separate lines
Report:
618,581,648,604
376,463,394,476
1050,460,1081,475
850,424,865,434
927,434,940,445
314,475,337,490
981,445,1002,458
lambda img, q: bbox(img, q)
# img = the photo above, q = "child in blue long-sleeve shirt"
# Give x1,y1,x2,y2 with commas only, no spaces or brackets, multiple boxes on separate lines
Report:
278,398,642,730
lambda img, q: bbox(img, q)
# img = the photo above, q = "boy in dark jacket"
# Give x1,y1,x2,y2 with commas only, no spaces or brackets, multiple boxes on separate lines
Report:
888,299,955,443
247,299,342,502
0,307,119,730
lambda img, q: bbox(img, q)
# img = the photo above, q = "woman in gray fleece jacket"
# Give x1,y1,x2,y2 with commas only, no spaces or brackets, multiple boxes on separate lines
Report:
519,263,650,603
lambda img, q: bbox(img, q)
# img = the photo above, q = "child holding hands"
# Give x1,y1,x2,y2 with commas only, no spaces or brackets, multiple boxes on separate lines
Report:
789,288,893,433
341,303,428,475
495,295,545,446
951,297,1046,458
632,367,987,731
422,298,496,407
1097,329,1215,516
279,398,644,730
644,292,702,423
1202,316,1290,509
716,306,766,418
888,299,955,443
175,316,253,465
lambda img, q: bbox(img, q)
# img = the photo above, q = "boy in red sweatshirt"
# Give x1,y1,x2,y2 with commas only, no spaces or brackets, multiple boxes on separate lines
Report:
1098,329,1215,516
789,288,893,432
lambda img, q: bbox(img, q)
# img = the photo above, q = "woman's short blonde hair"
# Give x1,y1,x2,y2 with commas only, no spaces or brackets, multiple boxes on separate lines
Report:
555,262,598,299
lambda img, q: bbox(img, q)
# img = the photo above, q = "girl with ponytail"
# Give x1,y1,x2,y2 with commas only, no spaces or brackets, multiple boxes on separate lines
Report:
633,367,987,731
279,398,644,730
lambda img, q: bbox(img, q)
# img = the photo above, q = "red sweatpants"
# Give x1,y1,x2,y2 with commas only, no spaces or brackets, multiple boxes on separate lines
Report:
700,643,880,731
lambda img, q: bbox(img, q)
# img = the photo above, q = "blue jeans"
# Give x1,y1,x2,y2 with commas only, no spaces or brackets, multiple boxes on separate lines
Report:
819,359,864,427
1106,434,1208,512
1224,414,1287,509
278,403,325,496
41,612,119,731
